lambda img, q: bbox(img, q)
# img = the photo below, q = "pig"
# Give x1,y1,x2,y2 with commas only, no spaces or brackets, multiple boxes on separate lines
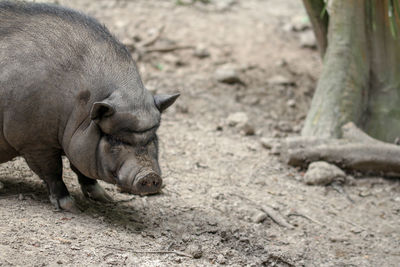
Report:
0,1,179,211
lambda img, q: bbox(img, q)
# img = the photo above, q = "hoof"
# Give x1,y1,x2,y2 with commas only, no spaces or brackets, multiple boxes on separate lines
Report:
50,195,81,213
81,183,113,203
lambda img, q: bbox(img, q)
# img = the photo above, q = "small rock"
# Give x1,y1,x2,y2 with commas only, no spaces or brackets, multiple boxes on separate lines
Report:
132,34,142,43
57,260,63,265
216,254,227,264
175,103,189,114
290,16,311,31
299,31,317,49
260,138,275,149
276,121,293,132
181,233,191,243
304,161,346,185
329,235,349,243
215,0,236,11
292,124,302,133
252,212,267,223
270,143,281,155
227,112,255,136
267,75,295,86
163,54,184,66
276,59,288,67
215,67,243,84
227,112,248,127
121,37,135,47
208,219,218,226
18,194,24,201
287,99,296,108
0,181,4,190
240,123,255,136
193,44,210,58
186,244,203,259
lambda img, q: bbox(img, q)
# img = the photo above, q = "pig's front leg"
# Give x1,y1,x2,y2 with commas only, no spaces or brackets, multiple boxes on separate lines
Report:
23,151,79,212
70,164,113,203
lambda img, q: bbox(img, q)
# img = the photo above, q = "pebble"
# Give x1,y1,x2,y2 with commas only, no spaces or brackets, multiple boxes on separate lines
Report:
186,244,203,259
290,16,311,31
215,67,243,84
304,161,346,185
181,233,191,243
276,121,293,132
252,212,267,223
260,138,275,149
329,235,349,243
240,123,255,136
215,0,236,11
193,44,210,58
299,31,317,49
226,112,255,136
0,181,3,190
270,143,281,155
216,254,227,264
227,112,248,127
287,99,296,108
267,75,294,86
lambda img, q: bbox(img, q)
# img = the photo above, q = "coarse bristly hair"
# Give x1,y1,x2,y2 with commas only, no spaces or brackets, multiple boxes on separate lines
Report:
0,1,131,60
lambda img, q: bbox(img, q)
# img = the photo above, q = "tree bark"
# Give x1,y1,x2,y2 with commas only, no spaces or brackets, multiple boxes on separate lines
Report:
302,0,370,138
362,1,400,142
302,0,400,142
302,0,329,57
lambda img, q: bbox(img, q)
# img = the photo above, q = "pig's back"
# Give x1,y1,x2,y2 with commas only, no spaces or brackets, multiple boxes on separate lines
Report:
0,2,134,153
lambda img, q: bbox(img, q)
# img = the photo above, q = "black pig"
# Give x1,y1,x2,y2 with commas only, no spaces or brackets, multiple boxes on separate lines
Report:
0,1,179,211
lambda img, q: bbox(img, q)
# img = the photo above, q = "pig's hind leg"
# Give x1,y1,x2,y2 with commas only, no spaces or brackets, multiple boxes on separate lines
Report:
70,164,113,203
23,150,80,212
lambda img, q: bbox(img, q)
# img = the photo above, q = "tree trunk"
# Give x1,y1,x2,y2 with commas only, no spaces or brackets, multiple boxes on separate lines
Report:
362,1,400,142
302,0,329,57
302,0,400,142
302,0,369,138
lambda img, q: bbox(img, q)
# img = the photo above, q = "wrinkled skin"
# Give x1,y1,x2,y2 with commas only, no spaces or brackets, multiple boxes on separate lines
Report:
0,2,179,211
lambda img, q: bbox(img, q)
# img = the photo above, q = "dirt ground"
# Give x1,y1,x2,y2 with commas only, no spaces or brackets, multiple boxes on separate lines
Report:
1,0,399,266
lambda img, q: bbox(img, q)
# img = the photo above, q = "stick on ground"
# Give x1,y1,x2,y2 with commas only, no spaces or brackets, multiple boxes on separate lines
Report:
101,246,193,258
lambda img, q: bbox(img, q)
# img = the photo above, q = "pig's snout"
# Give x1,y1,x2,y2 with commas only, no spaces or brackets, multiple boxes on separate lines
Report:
133,170,162,195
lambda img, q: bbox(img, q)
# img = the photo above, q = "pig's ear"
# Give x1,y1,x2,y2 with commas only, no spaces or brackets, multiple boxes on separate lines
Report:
154,93,180,112
90,102,116,122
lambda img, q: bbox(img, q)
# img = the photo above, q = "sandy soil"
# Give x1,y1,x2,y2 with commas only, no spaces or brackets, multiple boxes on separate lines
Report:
0,0,399,266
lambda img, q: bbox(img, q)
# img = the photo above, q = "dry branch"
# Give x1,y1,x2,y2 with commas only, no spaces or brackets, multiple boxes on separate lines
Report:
231,193,294,229
284,122,400,176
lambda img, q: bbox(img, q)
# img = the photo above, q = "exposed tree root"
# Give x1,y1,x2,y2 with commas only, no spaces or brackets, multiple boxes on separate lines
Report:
284,122,400,176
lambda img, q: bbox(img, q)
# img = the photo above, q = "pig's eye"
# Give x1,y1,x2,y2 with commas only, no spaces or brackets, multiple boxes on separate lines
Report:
105,134,128,146
144,135,157,146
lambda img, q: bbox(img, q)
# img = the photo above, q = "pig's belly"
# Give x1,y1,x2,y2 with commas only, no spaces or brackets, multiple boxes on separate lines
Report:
0,137,19,163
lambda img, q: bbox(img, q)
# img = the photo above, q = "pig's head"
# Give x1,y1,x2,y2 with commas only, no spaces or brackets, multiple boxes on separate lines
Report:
88,90,179,195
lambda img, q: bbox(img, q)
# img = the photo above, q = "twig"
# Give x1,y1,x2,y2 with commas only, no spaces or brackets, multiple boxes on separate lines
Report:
101,245,193,258
145,45,195,53
140,25,165,47
113,197,136,203
0,193,38,199
260,205,294,229
268,253,295,267
230,193,294,229
331,183,355,203
287,212,324,226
